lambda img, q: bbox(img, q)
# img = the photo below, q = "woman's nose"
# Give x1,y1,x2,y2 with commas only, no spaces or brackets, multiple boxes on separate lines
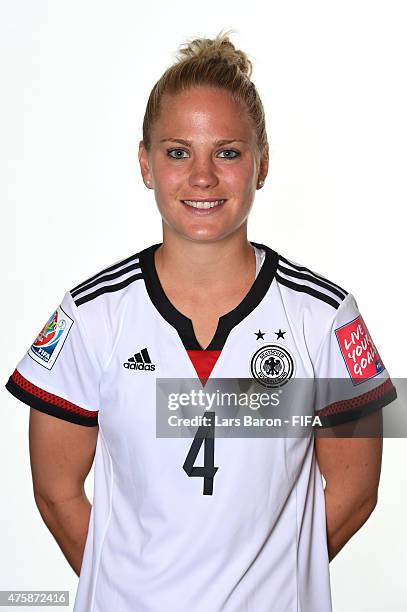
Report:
188,157,219,189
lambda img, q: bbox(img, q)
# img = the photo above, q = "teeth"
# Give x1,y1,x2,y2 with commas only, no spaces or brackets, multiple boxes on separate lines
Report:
182,199,225,209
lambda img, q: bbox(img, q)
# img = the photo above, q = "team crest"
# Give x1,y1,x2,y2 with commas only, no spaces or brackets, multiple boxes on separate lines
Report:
250,344,295,388
28,306,73,370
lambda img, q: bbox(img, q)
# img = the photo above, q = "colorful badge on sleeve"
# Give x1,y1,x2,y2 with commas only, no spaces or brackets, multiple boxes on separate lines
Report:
335,315,385,384
28,306,74,370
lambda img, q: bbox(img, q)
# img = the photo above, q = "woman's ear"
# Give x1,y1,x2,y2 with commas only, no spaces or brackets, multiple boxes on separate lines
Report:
138,140,153,189
257,146,269,189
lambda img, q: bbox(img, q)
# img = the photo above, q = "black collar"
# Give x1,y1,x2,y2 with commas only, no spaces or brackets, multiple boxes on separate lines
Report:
138,241,278,351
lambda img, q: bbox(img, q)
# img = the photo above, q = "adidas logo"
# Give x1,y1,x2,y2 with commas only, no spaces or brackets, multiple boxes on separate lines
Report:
123,347,156,371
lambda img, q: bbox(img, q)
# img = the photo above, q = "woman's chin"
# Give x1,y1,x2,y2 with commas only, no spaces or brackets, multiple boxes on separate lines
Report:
172,222,243,243
161,208,247,243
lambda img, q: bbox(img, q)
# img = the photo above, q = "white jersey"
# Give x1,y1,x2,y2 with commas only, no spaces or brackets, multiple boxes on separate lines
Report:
5,241,396,612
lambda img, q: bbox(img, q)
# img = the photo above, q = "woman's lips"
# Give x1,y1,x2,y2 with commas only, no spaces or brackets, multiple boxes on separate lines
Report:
181,199,226,212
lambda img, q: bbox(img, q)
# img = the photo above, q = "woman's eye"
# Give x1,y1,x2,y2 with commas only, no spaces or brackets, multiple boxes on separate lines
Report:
167,148,240,160
217,149,240,159
167,149,189,159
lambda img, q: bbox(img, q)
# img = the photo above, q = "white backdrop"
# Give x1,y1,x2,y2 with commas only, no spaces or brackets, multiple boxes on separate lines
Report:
1,1,406,610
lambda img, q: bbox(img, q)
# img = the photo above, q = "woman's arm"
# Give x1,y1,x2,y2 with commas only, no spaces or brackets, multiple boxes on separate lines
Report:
29,408,98,576
315,411,383,562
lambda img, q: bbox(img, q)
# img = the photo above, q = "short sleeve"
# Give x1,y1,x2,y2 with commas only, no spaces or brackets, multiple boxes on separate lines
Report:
313,293,397,427
5,290,100,427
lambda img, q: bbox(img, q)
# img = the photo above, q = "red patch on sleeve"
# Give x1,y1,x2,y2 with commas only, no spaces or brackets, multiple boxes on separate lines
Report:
335,315,385,384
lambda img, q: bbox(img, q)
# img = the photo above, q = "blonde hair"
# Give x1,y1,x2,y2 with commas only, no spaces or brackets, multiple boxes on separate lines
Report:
142,30,268,156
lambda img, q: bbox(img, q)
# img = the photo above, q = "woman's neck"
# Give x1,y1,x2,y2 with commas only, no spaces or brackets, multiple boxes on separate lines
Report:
155,229,256,291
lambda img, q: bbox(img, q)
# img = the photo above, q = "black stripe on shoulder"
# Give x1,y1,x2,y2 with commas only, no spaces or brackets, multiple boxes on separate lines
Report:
279,255,348,296
275,272,341,309
277,263,347,301
71,261,142,298
71,253,140,293
72,272,144,307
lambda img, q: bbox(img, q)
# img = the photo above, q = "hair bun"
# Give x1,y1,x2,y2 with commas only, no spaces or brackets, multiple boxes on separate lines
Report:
176,29,252,78
142,29,268,155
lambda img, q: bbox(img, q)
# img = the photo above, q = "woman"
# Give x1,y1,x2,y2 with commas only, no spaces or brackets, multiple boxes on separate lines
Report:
5,31,396,612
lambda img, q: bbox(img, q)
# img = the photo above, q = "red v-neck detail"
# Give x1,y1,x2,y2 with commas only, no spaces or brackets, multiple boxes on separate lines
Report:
187,350,222,385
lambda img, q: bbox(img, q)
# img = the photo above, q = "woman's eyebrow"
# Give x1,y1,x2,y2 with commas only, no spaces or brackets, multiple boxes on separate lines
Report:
159,138,247,146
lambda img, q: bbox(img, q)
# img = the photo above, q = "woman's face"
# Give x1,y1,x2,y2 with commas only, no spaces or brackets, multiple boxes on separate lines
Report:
139,86,268,242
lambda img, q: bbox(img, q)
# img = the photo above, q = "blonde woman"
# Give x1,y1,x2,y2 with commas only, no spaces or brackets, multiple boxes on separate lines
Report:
6,31,396,612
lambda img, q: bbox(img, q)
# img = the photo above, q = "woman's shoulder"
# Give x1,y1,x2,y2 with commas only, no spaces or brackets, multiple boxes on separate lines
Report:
68,247,148,311
271,249,364,368
271,247,351,314
60,247,150,369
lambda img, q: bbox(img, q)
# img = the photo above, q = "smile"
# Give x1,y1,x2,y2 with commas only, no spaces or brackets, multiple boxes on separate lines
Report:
181,199,226,209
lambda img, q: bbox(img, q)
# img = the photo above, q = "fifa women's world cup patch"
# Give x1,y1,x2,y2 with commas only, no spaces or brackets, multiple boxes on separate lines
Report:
28,306,74,370
335,315,385,385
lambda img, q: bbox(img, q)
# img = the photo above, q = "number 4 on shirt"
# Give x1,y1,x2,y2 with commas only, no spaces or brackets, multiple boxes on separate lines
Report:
183,411,218,495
